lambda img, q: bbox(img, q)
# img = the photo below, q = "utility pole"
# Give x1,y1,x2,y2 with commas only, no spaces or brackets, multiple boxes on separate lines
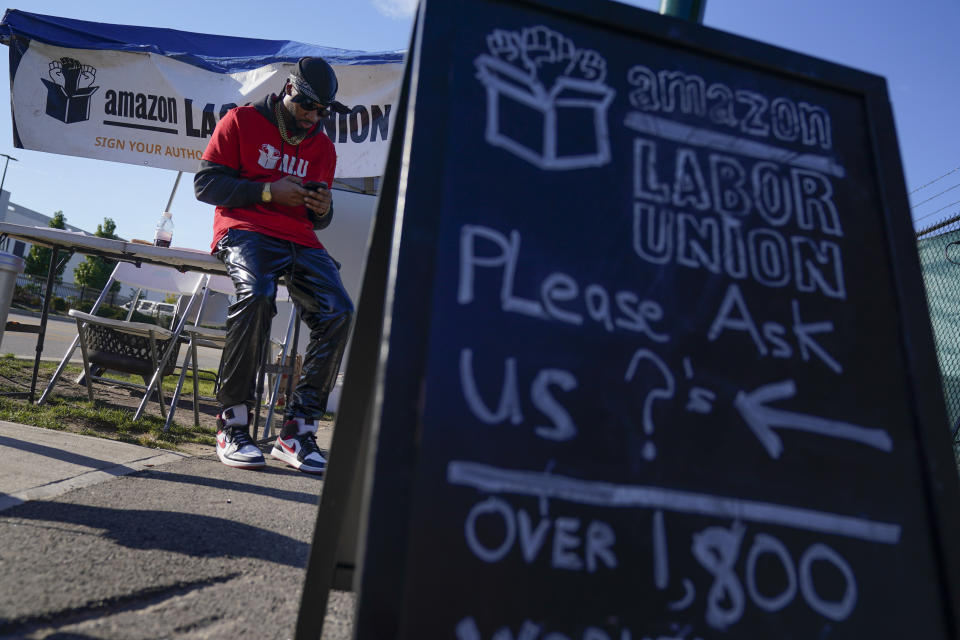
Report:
0,153,18,193
659,0,706,23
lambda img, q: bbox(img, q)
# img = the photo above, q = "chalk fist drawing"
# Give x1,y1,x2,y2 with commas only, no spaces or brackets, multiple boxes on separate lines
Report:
475,25,615,170
485,29,523,63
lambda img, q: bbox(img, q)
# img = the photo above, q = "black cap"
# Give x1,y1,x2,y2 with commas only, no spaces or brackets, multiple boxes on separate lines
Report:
289,57,351,114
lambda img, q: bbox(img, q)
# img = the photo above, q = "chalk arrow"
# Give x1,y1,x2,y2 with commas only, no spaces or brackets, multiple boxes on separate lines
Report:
734,380,893,459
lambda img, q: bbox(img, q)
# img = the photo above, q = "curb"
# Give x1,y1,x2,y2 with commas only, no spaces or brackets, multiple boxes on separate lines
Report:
0,422,194,513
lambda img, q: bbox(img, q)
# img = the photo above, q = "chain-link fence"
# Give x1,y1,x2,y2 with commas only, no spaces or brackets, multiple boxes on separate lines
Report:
916,215,960,456
11,272,135,316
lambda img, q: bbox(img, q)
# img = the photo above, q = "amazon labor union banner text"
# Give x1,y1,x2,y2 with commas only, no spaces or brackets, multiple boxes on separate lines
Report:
5,22,403,177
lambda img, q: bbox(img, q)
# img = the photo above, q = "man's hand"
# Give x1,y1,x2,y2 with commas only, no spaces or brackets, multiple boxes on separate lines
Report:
267,176,332,215
268,175,310,206
303,182,332,216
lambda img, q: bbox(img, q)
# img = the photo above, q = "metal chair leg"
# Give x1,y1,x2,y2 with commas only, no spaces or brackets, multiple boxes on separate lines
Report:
37,335,81,406
191,340,201,427
252,348,268,441
164,341,193,433
264,306,299,437
144,334,167,420
74,320,95,404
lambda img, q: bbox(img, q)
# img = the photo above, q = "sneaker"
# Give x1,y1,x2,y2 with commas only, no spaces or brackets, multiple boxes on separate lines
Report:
216,413,265,470
271,420,326,475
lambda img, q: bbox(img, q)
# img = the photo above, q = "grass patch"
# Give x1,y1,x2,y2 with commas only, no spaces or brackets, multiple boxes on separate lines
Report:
0,354,217,450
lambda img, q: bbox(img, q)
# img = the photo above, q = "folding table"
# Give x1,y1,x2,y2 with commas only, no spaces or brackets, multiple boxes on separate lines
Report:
0,221,226,403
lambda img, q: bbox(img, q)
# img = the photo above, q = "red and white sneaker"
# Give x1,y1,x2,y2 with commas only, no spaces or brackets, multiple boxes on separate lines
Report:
215,408,265,470
271,420,326,475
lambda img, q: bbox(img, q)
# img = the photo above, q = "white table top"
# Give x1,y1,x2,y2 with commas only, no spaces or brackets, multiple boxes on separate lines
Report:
0,222,225,275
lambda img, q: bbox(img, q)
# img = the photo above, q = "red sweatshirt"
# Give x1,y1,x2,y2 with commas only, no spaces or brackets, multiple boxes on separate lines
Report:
202,102,336,251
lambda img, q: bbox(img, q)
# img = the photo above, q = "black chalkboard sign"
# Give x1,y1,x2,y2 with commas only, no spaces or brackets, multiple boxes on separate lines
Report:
297,0,960,638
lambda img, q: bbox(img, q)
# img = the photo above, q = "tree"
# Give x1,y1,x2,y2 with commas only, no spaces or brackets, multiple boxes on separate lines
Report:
24,211,68,281
74,218,120,294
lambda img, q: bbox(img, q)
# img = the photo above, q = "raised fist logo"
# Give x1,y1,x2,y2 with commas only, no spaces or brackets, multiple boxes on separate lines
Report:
475,26,614,170
487,26,608,85
48,58,96,94
485,29,523,64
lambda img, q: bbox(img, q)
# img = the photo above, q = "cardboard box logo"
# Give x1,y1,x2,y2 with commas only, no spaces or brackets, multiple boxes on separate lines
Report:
42,57,99,124
475,26,615,170
258,143,282,170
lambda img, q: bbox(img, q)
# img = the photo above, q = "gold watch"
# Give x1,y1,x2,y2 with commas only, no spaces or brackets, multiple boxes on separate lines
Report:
261,182,272,203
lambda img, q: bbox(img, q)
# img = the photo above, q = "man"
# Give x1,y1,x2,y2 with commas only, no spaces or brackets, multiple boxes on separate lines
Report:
194,57,354,474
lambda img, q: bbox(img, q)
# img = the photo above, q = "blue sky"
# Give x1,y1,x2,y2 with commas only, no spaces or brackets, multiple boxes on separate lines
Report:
0,0,957,250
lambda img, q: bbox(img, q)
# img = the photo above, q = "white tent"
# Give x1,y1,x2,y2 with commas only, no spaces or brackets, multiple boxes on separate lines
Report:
0,9,404,181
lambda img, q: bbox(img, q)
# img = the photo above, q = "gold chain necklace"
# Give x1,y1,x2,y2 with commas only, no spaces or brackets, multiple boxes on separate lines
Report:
275,100,306,145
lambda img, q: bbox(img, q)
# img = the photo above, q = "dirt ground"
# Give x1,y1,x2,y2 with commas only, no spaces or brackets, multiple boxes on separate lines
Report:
36,366,222,426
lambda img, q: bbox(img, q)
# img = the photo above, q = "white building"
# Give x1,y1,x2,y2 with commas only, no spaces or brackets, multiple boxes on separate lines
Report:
0,189,92,283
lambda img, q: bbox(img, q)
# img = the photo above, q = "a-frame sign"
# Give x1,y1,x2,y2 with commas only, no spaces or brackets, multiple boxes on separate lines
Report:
297,0,960,638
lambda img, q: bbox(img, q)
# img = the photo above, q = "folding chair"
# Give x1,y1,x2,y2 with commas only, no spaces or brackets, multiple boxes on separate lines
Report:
254,291,301,440
38,261,208,421
163,274,233,432
163,279,300,437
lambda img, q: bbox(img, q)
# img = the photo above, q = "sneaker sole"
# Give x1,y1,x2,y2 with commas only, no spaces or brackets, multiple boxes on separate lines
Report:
271,447,325,475
217,449,266,469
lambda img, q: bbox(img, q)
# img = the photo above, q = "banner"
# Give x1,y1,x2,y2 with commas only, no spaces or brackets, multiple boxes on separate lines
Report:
0,10,404,177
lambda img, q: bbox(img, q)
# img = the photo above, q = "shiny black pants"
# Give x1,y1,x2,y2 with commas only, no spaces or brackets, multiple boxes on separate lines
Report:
215,229,354,419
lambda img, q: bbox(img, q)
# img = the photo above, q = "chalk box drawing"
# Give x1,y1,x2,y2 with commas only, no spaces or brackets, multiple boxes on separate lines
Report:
475,26,615,170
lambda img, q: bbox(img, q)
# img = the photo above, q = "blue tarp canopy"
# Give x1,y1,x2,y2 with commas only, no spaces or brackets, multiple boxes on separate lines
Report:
0,9,404,71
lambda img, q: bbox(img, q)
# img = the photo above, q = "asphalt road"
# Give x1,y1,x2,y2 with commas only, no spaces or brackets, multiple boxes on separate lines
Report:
0,422,354,639
0,309,224,372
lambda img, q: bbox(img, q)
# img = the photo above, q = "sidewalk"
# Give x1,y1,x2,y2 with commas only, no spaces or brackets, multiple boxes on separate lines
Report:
0,422,190,512
0,421,354,639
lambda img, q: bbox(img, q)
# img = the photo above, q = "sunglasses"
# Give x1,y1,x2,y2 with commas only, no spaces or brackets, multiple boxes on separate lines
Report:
290,91,331,115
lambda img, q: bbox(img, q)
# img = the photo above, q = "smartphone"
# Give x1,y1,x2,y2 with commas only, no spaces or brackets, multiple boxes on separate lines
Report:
304,180,328,191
